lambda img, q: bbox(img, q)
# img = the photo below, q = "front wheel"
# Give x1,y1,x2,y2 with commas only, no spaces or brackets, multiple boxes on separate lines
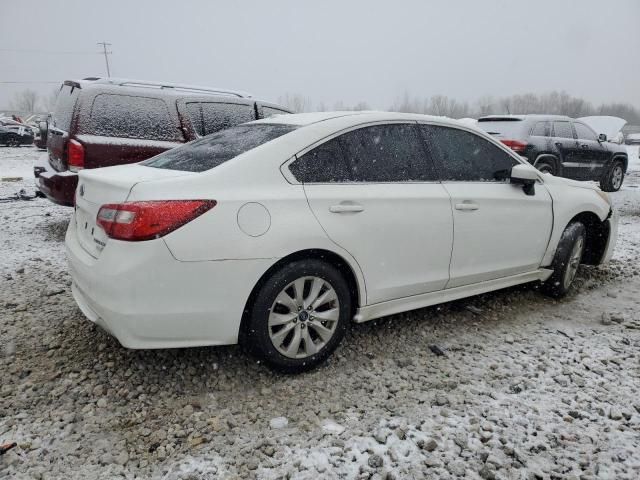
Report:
600,160,624,192
244,259,351,373
542,222,586,298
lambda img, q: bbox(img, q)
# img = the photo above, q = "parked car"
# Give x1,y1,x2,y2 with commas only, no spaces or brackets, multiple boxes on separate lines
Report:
66,111,618,372
626,133,640,145
34,77,292,206
476,115,629,192
0,122,34,146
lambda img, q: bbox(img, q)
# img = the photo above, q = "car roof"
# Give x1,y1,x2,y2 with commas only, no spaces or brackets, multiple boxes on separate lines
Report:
64,77,252,100
478,114,573,122
251,110,470,128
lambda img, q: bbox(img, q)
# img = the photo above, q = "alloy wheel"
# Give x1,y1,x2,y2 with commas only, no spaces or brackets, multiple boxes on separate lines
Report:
268,276,340,359
611,166,623,190
563,236,584,290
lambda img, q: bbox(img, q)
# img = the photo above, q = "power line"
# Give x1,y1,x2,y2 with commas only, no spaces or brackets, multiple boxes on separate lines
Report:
0,48,99,55
0,81,60,84
97,41,112,77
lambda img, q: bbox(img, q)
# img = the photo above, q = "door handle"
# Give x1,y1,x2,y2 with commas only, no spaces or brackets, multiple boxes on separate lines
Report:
329,203,365,213
581,144,589,149
555,142,563,147
455,202,479,211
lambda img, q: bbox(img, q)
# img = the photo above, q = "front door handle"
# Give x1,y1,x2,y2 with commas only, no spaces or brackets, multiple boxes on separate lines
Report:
455,202,479,211
581,144,589,149
329,203,365,213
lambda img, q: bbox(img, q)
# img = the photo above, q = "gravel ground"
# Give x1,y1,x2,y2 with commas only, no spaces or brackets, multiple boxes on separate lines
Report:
1,146,640,480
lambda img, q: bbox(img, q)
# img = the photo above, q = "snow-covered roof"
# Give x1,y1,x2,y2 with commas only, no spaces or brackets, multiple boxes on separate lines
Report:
252,110,471,128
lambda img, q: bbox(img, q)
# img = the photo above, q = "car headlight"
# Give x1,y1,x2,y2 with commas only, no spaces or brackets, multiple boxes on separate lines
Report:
596,189,611,205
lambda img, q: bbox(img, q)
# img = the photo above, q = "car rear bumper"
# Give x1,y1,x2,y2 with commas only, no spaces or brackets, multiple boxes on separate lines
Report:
34,156,77,206
65,216,275,349
601,208,619,264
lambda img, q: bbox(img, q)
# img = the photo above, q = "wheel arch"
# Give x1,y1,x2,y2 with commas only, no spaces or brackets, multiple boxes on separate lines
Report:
533,154,560,174
610,154,628,173
238,248,364,344
569,211,610,265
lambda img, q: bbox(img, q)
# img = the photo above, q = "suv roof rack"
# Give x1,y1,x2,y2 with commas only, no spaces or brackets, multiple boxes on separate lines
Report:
79,77,252,98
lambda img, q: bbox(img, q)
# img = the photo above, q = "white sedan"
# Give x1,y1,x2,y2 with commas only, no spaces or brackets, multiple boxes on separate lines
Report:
66,112,618,372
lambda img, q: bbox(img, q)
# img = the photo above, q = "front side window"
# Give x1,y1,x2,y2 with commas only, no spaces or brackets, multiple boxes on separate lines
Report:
574,123,598,141
553,121,574,139
421,125,517,182
289,124,437,183
263,106,290,118
87,94,178,141
143,123,297,172
185,102,204,136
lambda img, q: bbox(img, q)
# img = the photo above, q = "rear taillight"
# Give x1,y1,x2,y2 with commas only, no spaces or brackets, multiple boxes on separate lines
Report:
96,200,216,241
500,139,528,153
68,139,85,172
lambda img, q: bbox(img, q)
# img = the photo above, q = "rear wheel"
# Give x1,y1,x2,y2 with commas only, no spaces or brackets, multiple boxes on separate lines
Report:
542,222,586,298
244,259,351,373
600,160,624,192
535,159,556,175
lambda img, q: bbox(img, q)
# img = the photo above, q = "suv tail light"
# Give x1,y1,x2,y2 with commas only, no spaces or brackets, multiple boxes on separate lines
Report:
500,139,528,153
97,200,216,241
68,139,85,172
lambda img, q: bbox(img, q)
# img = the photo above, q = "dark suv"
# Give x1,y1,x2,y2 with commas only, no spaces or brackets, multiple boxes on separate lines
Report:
34,78,292,206
476,115,629,191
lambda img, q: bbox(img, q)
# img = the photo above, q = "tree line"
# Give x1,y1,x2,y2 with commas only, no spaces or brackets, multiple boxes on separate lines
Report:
279,91,640,124
6,88,639,125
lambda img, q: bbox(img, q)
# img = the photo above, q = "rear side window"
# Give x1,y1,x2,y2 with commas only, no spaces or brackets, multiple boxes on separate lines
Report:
185,102,204,136
290,124,437,183
142,124,297,172
201,103,255,135
289,137,351,183
574,123,597,141
421,125,517,182
52,84,80,132
87,94,178,141
553,121,574,139
531,121,550,137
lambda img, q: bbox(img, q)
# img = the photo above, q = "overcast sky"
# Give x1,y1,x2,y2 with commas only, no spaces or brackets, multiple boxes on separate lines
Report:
1,0,639,110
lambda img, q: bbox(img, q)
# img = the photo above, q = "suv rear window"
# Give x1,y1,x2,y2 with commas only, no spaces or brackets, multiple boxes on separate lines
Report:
142,123,297,172
52,84,80,131
476,119,525,138
86,94,179,141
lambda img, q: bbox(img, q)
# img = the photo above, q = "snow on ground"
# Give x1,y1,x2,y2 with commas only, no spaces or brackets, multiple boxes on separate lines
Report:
1,146,640,479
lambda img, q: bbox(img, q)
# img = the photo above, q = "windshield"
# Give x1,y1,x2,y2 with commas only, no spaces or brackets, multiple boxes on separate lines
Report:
476,119,526,138
142,123,298,172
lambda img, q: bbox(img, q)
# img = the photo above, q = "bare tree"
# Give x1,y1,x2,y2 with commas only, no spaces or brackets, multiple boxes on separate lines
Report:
40,88,59,113
278,93,312,113
10,89,40,113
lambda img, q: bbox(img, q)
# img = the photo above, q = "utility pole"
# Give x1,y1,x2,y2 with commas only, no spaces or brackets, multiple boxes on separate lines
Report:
97,41,112,77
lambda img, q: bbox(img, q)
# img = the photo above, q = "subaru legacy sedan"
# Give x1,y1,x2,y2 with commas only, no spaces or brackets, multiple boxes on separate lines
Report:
66,112,618,372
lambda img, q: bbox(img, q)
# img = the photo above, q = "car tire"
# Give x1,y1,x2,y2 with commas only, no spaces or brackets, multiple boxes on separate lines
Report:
244,259,351,373
535,159,556,175
600,160,625,192
542,221,586,298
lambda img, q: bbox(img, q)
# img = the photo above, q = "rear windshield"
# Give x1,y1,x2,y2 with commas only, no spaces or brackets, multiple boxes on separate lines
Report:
142,123,297,172
476,119,526,138
52,84,80,132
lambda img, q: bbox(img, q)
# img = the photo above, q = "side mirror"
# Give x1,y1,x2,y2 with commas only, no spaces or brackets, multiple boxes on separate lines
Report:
598,133,607,142
510,164,538,196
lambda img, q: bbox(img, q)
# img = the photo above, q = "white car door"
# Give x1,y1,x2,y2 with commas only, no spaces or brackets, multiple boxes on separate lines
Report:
287,122,454,305
419,123,553,288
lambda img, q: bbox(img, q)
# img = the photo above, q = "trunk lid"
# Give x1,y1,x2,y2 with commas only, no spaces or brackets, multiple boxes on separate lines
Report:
74,164,195,258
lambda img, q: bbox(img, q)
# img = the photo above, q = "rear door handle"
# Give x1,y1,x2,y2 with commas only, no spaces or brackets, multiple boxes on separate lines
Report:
455,202,479,211
581,144,589,149
329,203,365,213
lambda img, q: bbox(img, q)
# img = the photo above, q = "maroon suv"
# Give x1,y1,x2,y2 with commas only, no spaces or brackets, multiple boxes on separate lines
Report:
34,78,292,206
